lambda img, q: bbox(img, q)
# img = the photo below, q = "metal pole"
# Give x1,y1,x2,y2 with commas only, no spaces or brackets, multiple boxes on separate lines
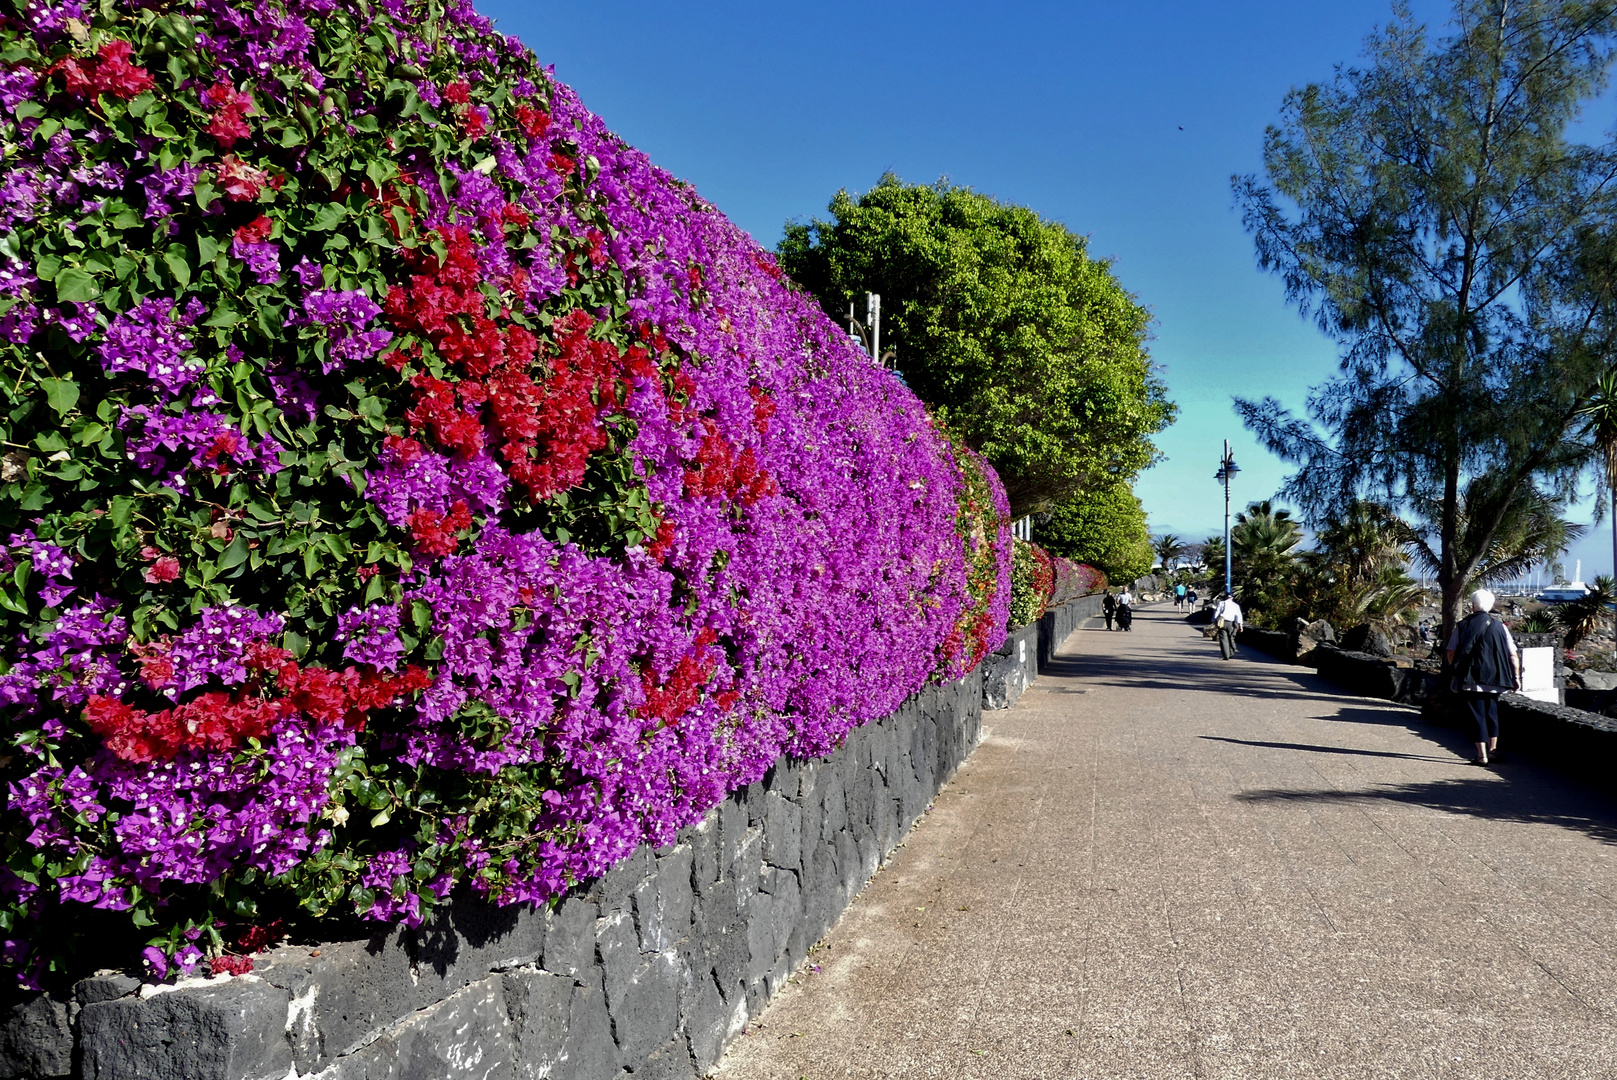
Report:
868,293,880,364
1223,440,1233,597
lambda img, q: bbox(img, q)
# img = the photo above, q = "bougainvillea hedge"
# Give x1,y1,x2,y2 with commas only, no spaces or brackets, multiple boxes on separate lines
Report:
0,0,1012,987
1050,556,1104,606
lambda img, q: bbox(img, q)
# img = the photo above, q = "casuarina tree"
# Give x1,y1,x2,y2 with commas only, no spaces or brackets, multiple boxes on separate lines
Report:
1233,0,1617,642
778,175,1176,517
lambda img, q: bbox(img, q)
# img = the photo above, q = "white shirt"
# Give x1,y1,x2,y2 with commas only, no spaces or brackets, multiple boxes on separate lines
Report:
1213,598,1243,628
1117,591,1133,607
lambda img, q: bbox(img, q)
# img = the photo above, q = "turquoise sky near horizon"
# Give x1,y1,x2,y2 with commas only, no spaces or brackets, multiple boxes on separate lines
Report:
492,0,1617,578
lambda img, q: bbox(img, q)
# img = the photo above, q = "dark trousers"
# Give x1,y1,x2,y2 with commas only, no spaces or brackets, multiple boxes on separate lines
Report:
1459,691,1501,743
1104,611,1114,630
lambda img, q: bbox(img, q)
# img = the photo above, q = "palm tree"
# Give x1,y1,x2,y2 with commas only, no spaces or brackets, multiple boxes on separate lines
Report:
1153,533,1186,573
1576,369,1617,657
1232,501,1304,621
1313,500,1410,586
1201,535,1226,579
1406,481,1584,595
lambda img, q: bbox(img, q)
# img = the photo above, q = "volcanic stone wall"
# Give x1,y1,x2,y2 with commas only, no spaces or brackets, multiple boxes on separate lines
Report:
5,670,983,1080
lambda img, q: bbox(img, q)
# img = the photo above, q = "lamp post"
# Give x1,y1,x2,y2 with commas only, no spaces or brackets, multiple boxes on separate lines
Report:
1213,440,1239,597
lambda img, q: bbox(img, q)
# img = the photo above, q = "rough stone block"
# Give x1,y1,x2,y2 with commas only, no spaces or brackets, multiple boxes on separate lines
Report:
687,814,721,900
410,893,549,1007
691,887,748,1008
643,843,694,953
313,975,513,1080
0,994,70,1079
541,899,599,979
75,972,142,1005
503,968,618,1080
256,932,416,1070
79,975,292,1080
633,1036,696,1080
762,791,802,871
676,957,730,1075
587,847,653,914
604,950,679,1071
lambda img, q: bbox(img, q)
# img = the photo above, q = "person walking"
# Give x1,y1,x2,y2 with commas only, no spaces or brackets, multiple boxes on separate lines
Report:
1212,592,1243,659
1187,587,1198,610
1174,582,1187,612
1116,587,1134,632
1102,590,1116,631
1445,588,1521,766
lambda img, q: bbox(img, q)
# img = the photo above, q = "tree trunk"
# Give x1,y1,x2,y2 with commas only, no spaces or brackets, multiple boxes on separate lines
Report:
1439,458,1463,650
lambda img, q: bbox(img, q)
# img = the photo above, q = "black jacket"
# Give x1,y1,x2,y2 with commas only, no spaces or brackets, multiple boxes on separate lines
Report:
1452,612,1518,690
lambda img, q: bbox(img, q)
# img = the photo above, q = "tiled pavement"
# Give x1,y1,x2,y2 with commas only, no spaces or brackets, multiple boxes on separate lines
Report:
715,604,1617,1079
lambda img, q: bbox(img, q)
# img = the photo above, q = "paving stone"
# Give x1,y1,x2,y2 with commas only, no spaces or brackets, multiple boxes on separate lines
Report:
79,975,291,1080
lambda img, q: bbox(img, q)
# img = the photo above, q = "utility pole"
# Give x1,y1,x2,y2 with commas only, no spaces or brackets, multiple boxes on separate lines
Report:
846,294,885,365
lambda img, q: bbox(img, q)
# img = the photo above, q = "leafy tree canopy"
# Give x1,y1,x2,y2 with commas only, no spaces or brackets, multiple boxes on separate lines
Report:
778,174,1176,516
1233,0,1617,638
1033,482,1154,584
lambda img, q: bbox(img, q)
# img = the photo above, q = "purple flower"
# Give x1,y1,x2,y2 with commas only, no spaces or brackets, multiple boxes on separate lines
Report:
99,298,205,397
335,602,405,671
138,164,201,221
231,238,281,284
289,288,391,373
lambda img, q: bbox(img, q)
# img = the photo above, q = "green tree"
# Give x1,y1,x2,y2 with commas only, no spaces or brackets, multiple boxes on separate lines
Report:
1201,535,1227,583
1232,0,1617,643
779,175,1176,515
1034,482,1155,584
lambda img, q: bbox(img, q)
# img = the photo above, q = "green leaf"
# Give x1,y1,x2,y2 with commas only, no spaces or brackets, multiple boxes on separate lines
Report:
218,534,250,571
309,203,346,232
53,267,100,303
39,378,79,418
203,304,242,328
163,246,191,289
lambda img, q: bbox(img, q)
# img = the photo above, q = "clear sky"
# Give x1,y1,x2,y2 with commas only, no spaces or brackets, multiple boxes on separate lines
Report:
486,0,1615,576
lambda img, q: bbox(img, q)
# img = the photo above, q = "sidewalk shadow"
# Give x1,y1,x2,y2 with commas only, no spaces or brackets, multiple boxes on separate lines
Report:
1235,775,1617,846
1199,735,1455,765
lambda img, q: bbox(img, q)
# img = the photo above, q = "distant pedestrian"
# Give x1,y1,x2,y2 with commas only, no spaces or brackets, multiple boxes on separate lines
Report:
1175,582,1187,611
1187,587,1198,609
1212,592,1243,659
1446,588,1521,767
1102,590,1116,631
1117,588,1134,632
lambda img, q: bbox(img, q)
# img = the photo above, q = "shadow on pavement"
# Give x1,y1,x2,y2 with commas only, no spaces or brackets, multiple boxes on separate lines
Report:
1235,776,1617,846
1199,735,1455,764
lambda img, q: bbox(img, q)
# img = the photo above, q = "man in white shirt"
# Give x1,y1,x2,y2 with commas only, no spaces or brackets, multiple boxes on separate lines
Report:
1212,592,1243,659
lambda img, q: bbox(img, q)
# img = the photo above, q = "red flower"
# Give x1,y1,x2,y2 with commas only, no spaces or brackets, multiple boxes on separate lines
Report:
210,955,254,977
90,40,155,100
442,81,471,105
514,103,550,138
233,214,273,245
407,500,472,558
204,82,256,149
143,555,181,584
215,156,268,202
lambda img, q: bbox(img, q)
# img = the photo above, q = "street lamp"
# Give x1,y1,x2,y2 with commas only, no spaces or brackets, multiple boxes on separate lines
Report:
1213,440,1239,597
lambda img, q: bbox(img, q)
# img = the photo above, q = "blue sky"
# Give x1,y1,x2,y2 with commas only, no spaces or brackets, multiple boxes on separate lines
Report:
488,0,1615,576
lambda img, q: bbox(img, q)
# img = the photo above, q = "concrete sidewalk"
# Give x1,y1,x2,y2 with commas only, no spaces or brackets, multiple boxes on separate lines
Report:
715,605,1617,1080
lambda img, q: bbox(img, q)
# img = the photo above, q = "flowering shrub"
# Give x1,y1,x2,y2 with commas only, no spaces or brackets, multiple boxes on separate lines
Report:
1050,557,1105,605
1008,540,1055,627
0,0,1010,986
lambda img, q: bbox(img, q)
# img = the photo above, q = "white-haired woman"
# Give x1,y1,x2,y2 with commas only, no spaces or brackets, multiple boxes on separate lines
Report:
1444,588,1522,766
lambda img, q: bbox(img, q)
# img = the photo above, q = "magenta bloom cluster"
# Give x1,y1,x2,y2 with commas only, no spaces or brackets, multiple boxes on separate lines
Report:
0,0,1010,983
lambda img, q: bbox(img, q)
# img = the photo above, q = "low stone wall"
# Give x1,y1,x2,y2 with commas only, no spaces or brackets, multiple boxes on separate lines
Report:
7,671,986,1080
982,593,1104,711
981,622,1039,711
1278,642,1617,781
1039,593,1105,671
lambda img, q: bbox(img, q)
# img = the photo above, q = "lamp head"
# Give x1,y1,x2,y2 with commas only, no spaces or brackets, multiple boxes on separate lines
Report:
1224,458,1240,475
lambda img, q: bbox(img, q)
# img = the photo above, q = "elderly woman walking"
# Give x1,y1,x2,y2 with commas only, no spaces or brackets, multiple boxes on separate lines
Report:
1445,588,1522,767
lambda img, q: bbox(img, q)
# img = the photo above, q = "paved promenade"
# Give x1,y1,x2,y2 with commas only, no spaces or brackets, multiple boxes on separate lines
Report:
716,605,1617,1080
